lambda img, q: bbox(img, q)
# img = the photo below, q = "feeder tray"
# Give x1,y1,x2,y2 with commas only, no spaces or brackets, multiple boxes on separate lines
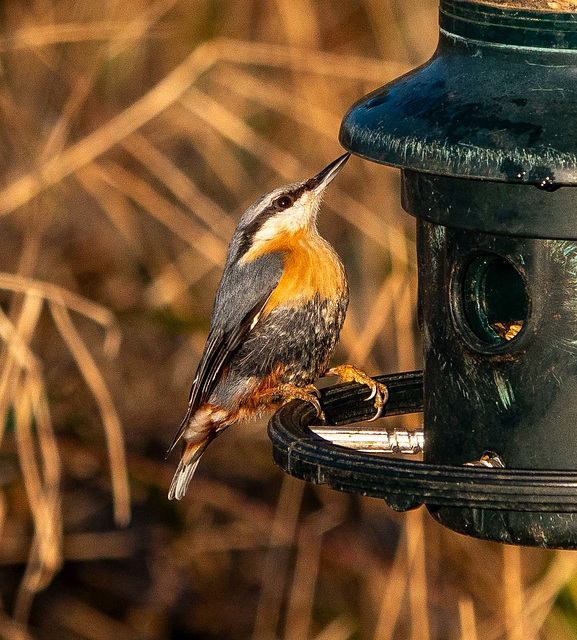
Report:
269,373,577,548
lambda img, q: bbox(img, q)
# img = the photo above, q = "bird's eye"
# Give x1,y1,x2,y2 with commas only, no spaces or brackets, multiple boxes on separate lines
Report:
275,195,292,209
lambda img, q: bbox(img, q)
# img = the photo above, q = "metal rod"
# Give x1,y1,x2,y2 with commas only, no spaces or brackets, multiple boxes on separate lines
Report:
309,427,424,454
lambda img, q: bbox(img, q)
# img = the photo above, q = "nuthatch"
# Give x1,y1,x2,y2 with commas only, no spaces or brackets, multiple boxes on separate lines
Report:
167,153,388,500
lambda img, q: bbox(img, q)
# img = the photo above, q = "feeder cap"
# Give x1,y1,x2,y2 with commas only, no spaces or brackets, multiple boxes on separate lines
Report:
340,0,577,186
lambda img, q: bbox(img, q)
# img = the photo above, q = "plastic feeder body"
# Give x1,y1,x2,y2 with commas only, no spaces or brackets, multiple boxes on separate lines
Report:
340,0,577,546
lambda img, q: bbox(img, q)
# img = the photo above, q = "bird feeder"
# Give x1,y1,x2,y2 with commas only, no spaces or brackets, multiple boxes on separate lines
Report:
268,0,577,548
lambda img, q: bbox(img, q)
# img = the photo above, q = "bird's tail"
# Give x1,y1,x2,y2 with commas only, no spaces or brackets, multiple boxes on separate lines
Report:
168,439,210,500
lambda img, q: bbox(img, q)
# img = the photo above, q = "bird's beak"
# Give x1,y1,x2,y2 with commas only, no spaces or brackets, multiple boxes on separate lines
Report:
309,152,351,194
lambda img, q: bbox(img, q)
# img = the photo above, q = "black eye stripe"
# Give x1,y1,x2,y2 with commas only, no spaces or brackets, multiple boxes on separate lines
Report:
237,183,309,259
272,183,308,210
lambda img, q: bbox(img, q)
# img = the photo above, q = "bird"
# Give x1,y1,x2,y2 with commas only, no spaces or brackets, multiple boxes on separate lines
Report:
167,152,388,500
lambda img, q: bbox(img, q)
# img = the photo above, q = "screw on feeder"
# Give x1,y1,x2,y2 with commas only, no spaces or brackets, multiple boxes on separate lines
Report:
464,452,506,469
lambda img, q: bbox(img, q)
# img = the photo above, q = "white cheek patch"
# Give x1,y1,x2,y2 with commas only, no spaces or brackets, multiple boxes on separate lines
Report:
253,194,320,243
255,213,301,241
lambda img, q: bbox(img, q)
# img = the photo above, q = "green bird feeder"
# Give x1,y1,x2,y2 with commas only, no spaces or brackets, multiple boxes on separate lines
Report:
268,0,577,548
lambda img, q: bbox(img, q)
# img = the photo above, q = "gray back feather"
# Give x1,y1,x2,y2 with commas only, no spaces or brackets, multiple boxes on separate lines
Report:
211,244,283,331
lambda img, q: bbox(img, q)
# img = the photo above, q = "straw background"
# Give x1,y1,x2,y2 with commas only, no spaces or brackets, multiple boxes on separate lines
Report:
0,1,576,639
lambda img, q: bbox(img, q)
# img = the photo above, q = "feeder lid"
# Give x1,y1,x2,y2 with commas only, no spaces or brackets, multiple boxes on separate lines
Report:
340,0,577,186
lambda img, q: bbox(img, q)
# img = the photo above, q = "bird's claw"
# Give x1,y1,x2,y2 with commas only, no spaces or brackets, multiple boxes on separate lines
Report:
307,394,325,421
300,384,323,417
309,385,321,398
366,381,389,421
325,365,389,422
274,383,325,422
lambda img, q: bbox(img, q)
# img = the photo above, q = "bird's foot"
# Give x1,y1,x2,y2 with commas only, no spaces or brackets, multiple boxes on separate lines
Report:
325,365,389,421
274,383,325,421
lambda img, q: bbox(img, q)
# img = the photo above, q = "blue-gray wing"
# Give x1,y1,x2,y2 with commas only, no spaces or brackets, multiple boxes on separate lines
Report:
167,251,283,455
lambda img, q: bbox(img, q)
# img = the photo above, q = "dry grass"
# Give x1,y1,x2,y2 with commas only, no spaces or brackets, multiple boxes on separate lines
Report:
0,1,575,639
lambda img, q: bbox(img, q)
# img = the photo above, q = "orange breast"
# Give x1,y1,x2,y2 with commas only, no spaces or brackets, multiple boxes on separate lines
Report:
261,230,346,314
